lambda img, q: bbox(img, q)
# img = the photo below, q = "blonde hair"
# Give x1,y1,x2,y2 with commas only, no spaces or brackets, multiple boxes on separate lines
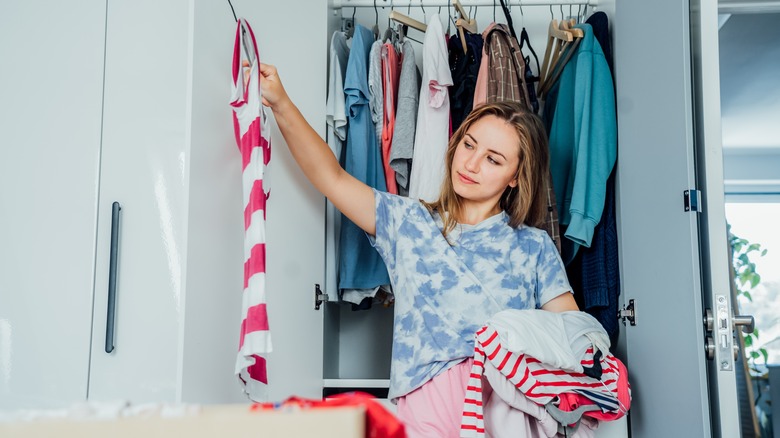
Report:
422,101,549,239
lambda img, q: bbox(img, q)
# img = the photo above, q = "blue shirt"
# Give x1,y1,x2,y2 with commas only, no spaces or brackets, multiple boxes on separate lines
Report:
369,190,571,400
548,24,617,264
340,25,390,290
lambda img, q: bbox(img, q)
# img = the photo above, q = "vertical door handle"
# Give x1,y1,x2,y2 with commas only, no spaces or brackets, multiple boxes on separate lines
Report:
105,201,121,353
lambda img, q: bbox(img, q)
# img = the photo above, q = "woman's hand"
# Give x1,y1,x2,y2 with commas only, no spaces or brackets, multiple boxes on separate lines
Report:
258,63,289,109
241,61,289,110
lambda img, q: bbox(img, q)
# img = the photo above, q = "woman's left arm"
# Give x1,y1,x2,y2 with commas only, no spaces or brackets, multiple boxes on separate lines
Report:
541,292,580,312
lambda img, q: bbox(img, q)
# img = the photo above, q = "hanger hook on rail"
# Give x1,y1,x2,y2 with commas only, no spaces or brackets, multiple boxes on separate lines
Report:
227,0,238,22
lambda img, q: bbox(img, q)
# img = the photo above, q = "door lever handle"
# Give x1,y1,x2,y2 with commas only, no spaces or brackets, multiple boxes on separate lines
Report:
732,315,755,334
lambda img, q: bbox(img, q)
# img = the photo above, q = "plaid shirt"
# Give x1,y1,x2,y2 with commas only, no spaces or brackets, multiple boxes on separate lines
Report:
484,24,561,254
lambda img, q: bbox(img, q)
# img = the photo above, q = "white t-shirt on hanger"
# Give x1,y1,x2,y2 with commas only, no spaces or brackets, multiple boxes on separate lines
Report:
408,15,453,203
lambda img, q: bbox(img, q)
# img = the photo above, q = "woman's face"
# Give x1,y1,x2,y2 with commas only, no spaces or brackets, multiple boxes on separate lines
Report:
451,115,521,207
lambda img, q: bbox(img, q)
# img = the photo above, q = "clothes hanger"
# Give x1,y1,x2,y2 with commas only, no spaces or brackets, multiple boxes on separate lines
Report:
541,19,577,91
538,19,573,89
227,0,254,66
453,0,477,54
498,0,518,40
372,0,381,40
518,3,541,85
346,7,357,38
539,34,582,97
539,15,585,95
389,10,427,33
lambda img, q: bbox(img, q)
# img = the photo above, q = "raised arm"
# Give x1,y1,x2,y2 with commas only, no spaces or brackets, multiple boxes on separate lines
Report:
258,63,377,235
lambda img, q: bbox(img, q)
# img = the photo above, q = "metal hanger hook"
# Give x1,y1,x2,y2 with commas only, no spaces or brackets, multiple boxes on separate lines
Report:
519,0,525,28
227,0,238,22
388,0,393,28
374,0,378,27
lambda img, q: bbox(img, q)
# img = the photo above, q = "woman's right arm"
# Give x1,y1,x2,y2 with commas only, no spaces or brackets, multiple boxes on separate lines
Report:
258,63,377,236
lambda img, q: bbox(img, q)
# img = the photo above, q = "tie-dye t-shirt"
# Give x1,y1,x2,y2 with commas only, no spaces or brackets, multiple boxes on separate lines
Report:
368,190,571,400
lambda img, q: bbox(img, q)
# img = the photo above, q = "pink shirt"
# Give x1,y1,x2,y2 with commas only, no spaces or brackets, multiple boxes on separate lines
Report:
381,43,401,194
472,23,496,108
230,18,271,399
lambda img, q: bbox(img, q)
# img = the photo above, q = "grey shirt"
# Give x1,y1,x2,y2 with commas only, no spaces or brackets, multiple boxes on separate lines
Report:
368,39,384,146
389,40,420,196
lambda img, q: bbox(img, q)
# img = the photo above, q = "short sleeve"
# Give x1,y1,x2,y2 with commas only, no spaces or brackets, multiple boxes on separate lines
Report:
367,189,413,264
534,233,573,307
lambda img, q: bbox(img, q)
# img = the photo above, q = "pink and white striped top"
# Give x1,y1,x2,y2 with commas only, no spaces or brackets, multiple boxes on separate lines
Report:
230,18,272,400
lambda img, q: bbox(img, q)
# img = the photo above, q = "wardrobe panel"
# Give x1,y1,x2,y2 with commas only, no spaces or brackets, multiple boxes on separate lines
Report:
0,0,107,409
179,0,252,404
88,0,191,402
234,0,329,402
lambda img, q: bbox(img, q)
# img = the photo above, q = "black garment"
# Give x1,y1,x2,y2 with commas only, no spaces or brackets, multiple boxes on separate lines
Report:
448,32,483,132
524,55,540,114
586,12,614,75
567,170,619,345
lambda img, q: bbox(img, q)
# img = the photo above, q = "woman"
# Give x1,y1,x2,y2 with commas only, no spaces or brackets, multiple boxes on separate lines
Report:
257,62,578,437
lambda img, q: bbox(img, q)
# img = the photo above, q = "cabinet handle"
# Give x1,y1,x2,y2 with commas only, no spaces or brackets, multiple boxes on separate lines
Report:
105,201,121,353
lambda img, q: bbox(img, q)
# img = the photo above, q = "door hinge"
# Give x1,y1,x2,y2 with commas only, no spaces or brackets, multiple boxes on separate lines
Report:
314,284,329,310
684,189,701,212
618,299,637,326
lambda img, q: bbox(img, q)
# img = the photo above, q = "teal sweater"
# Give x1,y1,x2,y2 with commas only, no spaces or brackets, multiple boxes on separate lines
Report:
548,23,616,264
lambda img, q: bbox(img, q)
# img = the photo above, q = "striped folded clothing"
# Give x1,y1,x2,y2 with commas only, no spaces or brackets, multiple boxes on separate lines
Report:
461,312,630,438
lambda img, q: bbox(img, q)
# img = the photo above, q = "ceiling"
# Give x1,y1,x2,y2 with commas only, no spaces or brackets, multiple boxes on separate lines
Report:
718,12,780,150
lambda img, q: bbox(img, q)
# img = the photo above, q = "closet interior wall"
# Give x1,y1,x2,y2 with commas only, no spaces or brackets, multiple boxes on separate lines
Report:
322,0,618,390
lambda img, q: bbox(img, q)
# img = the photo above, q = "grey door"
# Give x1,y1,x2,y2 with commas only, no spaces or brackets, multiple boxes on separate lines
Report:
614,0,742,436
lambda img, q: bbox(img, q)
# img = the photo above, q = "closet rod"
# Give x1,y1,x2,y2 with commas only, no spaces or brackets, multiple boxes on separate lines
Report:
333,0,597,8
718,1,780,14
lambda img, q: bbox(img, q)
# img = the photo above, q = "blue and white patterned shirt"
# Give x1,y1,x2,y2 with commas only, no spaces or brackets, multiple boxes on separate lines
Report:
369,190,572,400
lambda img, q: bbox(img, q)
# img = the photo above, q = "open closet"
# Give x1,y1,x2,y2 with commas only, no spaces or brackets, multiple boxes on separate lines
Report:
1,0,747,436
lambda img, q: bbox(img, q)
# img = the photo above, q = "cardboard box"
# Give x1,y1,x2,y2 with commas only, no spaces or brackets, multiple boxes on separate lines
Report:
0,404,365,438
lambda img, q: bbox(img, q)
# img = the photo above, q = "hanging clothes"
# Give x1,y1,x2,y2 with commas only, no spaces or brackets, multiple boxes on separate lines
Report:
472,23,496,107
339,24,391,299
408,15,454,202
473,23,562,253
325,30,350,301
389,39,420,197
544,23,617,265
448,31,483,132
230,18,271,399
484,23,532,108
381,42,401,195
369,39,385,146
566,12,620,345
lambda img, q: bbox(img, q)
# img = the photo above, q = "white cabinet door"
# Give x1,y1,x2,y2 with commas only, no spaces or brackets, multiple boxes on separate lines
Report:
0,0,107,409
87,0,190,402
239,0,330,402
